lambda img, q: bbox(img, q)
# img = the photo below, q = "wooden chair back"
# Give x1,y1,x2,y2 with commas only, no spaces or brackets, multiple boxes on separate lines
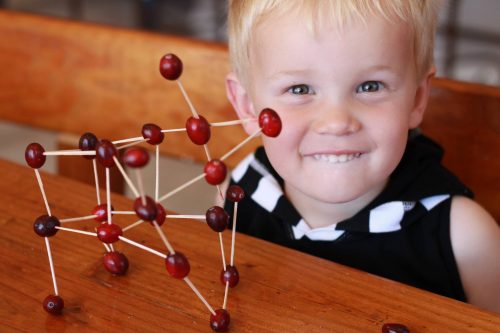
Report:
0,10,498,220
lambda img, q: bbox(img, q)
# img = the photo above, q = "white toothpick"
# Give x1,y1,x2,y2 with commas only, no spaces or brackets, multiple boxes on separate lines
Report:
112,136,144,145
165,214,205,220
219,232,227,270
155,146,160,202
92,159,101,205
55,226,97,237
152,220,175,254
230,202,238,266
177,79,199,119
135,169,146,205
34,169,51,216
43,150,95,156
161,128,186,133
118,235,167,259
158,173,205,203
223,281,229,310
211,118,255,127
106,168,112,225
116,139,148,150
183,277,216,316
122,219,144,232
220,128,262,162
60,215,97,223
112,156,140,198
44,237,59,296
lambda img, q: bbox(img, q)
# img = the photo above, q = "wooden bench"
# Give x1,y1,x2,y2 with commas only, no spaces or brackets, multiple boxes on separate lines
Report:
0,10,498,220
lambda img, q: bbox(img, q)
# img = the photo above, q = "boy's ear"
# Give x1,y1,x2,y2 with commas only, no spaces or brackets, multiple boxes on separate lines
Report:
225,72,260,135
409,66,436,129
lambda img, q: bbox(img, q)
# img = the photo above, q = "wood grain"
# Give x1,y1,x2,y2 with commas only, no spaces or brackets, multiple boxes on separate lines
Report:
1,158,499,332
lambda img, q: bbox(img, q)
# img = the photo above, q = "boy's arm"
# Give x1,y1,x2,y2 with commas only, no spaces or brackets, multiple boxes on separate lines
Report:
450,196,500,313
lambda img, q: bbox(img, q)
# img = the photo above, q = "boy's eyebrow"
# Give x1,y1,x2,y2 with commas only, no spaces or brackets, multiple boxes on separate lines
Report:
266,69,313,80
267,65,400,80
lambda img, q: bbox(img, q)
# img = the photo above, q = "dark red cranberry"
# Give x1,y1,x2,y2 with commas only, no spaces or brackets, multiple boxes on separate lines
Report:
25,143,46,169
103,251,129,275
159,53,183,80
123,147,149,168
220,265,239,288
258,108,282,137
226,185,245,203
92,203,113,222
186,115,211,145
382,323,410,333
142,123,164,145
78,132,98,160
96,222,123,243
204,159,227,185
165,252,190,279
210,309,230,331
43,294,64,315
154,202,166,226
134,196,157,222
205,206,229,232
33,215,60,237
95,140,117,168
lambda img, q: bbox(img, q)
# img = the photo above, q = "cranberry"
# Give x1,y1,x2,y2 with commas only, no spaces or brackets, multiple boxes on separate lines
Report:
258,108,282,137
43,294,64,315
159,53,183,80
33,215,60,237
210,309,230,331
220,265,239,288
154,202,166,226
142,123,164,145
78,132,98,160
134,196,158,222
382,323,410,333
205,206,229,232
25,143,46,169
186,115,211,145
204,159,227,185
92,203,113,222
165,252,190,279
103,251,129,275
123,147,149,168
95,140,117,168
96,222,123,243
226,185,245,203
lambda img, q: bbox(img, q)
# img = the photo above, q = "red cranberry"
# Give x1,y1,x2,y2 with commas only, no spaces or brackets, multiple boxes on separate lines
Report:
210,309,230,331
142,123,164,145
96,222,123,243
43,294,64,315
103,251,129,275
95,140,117,168
226,185,245,203
205,206,229,232
133,196,158,221
92,203,114,222
258,108,282,137
220,265,239,288
123,147,149,168
186,115,211,145
382,323,410,333
204,159,227,185
159,53,183,80
78,132,98,160
154,202,166,226
165,252,190,279
33,215,60,237
25,143,46,169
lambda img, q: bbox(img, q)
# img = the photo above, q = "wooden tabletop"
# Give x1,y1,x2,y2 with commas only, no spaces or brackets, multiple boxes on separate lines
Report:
0,158,499,332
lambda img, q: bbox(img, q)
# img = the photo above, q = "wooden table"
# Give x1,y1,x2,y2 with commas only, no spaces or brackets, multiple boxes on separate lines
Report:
0,159,499,332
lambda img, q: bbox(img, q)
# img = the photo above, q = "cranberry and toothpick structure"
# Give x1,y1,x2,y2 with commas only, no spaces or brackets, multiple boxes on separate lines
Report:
25,53,282,332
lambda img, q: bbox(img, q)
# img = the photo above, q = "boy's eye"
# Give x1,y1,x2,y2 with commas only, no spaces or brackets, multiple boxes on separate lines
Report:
288,84,312,95
356,81,384,93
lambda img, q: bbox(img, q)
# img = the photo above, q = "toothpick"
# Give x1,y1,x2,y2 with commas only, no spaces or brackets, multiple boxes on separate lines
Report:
219,233,227,270
161,128,186,133
203,144,212,161
183,277,216,316
34,169,51,216
230,202,238,266
177,79,199,118
112,156,140,198
122,219,144,232
112,136,144,145
116,139,148,150
155,146,160,202
112,211,136,215
102,242,111,252
106,168,112,225
158,173,205,203
55,226,97,237
152,220,175,254
165,214,205,219
44,237,59,295
43,150,95,156
118,235,167,259
92,159,101,205
135,169,146,205
223,281,229,310
60,215,97,223
211,118,255,127
220,128,262,162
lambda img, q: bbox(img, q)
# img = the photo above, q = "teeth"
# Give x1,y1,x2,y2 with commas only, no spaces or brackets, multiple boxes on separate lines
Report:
312,153,361,164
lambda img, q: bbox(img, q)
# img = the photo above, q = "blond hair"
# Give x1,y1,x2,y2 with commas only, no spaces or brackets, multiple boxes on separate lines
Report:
228,0,443,84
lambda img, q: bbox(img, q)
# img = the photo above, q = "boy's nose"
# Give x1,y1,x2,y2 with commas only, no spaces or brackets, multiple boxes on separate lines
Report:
311,107,361,136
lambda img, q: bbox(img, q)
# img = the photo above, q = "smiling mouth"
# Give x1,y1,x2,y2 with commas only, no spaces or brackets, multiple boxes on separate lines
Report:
312,153,362,164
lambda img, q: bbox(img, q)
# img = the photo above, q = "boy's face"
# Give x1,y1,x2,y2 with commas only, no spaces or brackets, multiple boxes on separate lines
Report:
228,11,432,208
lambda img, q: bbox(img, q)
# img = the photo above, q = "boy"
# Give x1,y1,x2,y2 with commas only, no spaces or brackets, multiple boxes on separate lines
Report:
224,0,500,312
